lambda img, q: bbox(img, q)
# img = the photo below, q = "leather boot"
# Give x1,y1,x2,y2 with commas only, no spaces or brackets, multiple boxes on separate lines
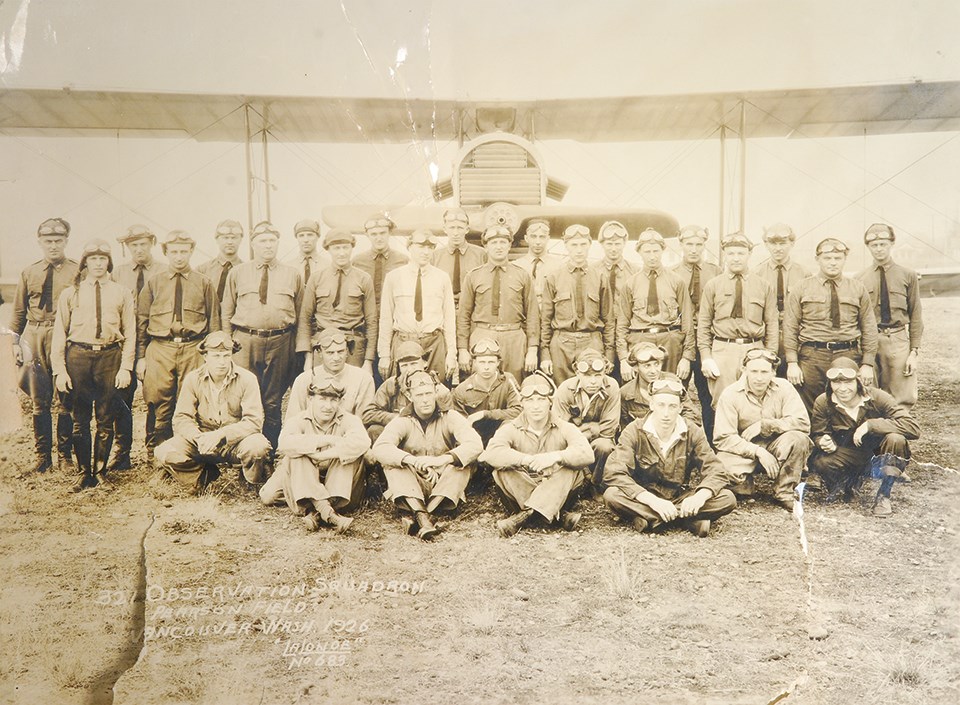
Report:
56,414,76,473
415,511,439,540
111,395,133,470
32,414,53,474
93,434,112,487
327,513,354,535
496,508,534,538
560,510,582,532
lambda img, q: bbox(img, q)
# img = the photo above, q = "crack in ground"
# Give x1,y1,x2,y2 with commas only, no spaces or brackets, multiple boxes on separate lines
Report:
84,513,155,705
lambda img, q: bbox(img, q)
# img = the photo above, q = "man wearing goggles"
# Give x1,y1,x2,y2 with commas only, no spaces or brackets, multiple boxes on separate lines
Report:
603,374,737,537
433,208,485,307
13,218,80,475
619,342,700,428
481,372,594,538
155,332,271,494
540,224,615,384
457,225,538,382
617,228,695,384
515,218,561,307
452,338,522,446
260,377,368,533
783,237,877,412
713,348,812,511
697,233,779,437
552,349,621,489
855,224,922,409
809,357,919,517
197,219,245,304
372,370,483,540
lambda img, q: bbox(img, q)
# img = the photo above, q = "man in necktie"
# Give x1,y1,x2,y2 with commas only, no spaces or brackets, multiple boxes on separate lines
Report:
110,224,167,469
856,224,923,409
288,219,330,293
515,218,562,307
197,219,244,303
432,208,485,307
13,218,80,474
752,223,808,377
671,225,721,438
136,231,219,457
617,228,695,385
51,240,135,492
590,221,637,382
540,224,614,384
221,221,303,449
458,225,539,383
783,238,877,412
297,228,378,373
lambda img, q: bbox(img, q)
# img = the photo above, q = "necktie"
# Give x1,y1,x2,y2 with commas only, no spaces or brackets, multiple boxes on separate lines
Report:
333,269,344,307
39,263,55,312
776,265,785,313
173,273,183,323
491,266,501,317
574,267,585,325
304,258,311,287
608,264,617,304
731,274,744,318
217,261,232,302
135,264,145,297
878,266,891,325
94,281,102,339
689,264,701,307
532,257,541,281
414,269,423,322
374,254,384,301
453,249,461,296
259,264,269,305
646,269,660,316
829,279,841,329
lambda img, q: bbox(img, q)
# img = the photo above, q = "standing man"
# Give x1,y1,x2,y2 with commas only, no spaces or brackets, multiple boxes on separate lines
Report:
287,219,330,295
515,218,561,306
352,212,408,309
197,219,245,305
297,228,377,373
452,338,522,446
154,332,271,494
378,229,457,382
51,240,135,491
13,218,79,474
783,238,877,411
111,224,167,469
136,231,219,457
432,208,485,306
540,224,615,384
221,220,303,448
591,220,637,379
856,224,922,409
458,225,539,382
712,349,812,511
698,232,778,407
618,228,695,383
671,225,721,437
752,223,809,376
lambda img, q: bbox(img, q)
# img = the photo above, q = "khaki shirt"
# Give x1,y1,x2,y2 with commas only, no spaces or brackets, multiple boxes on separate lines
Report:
457,262,538,350
287,251,331,289
540,261,614,360
196,255,243,301
221,259,302,332
782,274,878,363
296,265,378,357
590,258,637,314
172,363,264,445
856,260,923,349
378,263,456,358
479,413,594,469
751,260,808,315
697,272,778,356
516,252,562,305
113,259,167,297
353,247,409,305
277,410,370,463
617,267,695,360
136,268,220,359
671,260,721,313
552,375,621,441
13,258,80,334
432,243,485,298
286,364,376,424
362,376,453,428
713,377,810,459
51,277,136,377
452,372,522,421
372,406,483,468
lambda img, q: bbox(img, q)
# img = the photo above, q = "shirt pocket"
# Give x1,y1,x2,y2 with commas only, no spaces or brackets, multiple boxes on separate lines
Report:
181,303,209,330
746,296,766,325
888,289,909,315
838,294,860,320
799,292,827,322
506,280,526,316
551,290,576,325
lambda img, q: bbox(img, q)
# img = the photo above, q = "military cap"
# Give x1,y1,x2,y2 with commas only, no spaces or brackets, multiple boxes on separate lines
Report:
251,221,281,240
396,340,426,362
678,225,709,243
649,373,686,398
161,230,196,252
307,376,346,398
762,223,796,243
470,338,501,358
404,369,437,393
519,370,556,398
37,218,70,238
598,220,628,241
720,231,753,250
525,218,551,236
815,238,849,256
364,213,395,232
864,223,895,243
323,228,356,249
635,228,665,249
118,224,156,244
294,219,321,236
627,341,666,365
312,328,349,350
215,219,244,237
481,226,512,244
442,208,470,225
199,331,241,354
563,224,591,242
408,229,438,247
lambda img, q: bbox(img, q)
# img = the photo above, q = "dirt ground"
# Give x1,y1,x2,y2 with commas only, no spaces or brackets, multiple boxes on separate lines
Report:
1,300,958,705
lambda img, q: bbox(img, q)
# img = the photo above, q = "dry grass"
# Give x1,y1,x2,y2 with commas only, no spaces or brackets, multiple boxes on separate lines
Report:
463,598,503,635
602,544,642,600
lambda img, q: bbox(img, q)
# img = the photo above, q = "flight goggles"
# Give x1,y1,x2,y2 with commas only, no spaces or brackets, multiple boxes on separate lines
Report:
743,348,779,365
308,378,345,398
471,339,501,357
598,221,628,241
519,371,555,398
864,224,895,243
628,344,666,364
82,240,112,256
312,330,348,349
574,358,606,373
216,221,244,236
815,239,849,256
123,224,156,239
826,366,858,381
649,377,685,396
364,216,394,231
38,218,70,236
563,224,591,241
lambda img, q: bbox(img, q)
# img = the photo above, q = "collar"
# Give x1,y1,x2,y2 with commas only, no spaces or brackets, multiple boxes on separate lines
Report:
733,376,775,403
644,266,662,277
447,243,469,255
199,363,238,384
82,275,111,288
681,260,702,271
602,258,624,271
831,391,872,409
489,261,508,272
256,259,278,270
463,372,505,392
875,260,894,272
44,258,67,269
514,412,560,433
166,267,192,278
724,270,745,280
217,255,241,266
573,377,610,401
401,404,443,426
565,260,588,273
642,414,688,450
300,252,321,263
817,272,842,285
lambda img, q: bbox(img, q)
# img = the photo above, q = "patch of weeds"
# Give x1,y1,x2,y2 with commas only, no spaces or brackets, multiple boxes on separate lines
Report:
603,544,642,600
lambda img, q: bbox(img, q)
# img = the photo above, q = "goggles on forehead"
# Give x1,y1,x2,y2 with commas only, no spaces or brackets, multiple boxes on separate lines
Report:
519,383,553,399
650,377,686,395
864,224,894,243
471,339,501,356
364,217,394,231
38,220,69,236
816,241,848,255
483,226,511,240
216,224,244,236
743,348,779,365
313,331,348,349
564,224,590,239
83,243,112,256
308,380,345,398
826,367,858,381
630,346,666,364
125,224,155,238
574,358,606,374
526,220,550,235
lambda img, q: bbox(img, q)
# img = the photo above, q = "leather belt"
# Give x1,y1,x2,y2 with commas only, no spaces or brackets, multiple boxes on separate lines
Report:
714,336,761,344
475,323,522,331
69,341,121,352
802,340,859,351
154,332,203,344
877,324,905,333
395,330,440,341
232,324,294,338
630,325,681,334
28,320,55,327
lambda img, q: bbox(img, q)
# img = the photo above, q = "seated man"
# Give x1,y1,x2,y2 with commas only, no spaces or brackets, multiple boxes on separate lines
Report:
713,348,813,511
602,375,737,537
620,341,700,428
452,338,522,445
363,340,453,442
809,356,920,517
372,370,483,540
155,332,271,494
552,348,620,486
481,372,594,538
259,377,368,533
287,328,375,422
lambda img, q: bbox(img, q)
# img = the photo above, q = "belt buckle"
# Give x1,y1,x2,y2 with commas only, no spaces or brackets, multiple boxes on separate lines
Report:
91,344,103,352
173,336,184,343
